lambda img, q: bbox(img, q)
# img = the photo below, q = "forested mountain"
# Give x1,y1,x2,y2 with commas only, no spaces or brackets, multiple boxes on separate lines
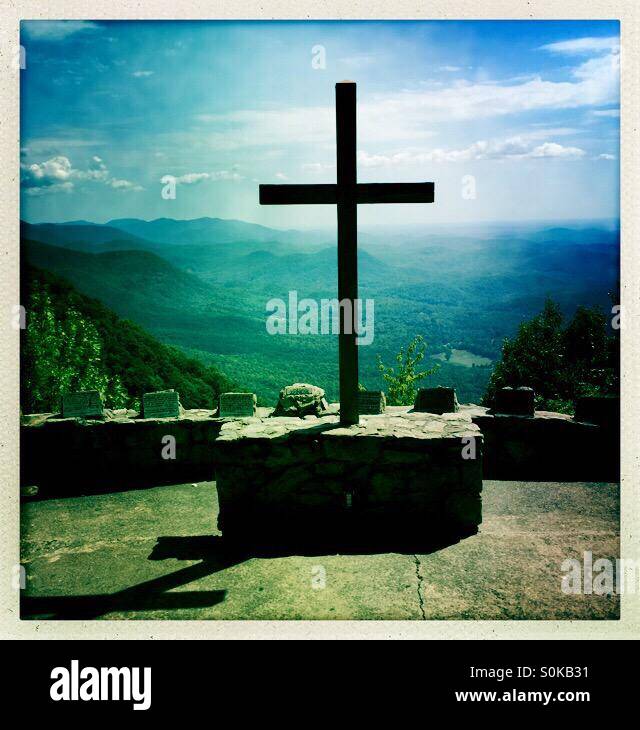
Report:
21,264,235,413
21,217,619,405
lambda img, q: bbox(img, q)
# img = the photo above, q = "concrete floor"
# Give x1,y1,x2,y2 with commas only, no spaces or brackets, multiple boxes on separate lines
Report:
20,480,619,620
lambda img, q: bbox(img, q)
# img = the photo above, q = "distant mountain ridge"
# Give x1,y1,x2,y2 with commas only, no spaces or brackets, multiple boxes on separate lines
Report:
106,216,307,245
20,216,334,257
20,220,151,253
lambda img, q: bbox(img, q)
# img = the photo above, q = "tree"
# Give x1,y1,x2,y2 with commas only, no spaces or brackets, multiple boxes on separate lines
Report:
484,298,565,408
21,287,127,413
377,335,439,406
484,298,618,413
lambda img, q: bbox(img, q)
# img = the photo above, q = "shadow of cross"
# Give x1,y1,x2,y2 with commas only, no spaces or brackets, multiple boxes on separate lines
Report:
259,81,435,425
21,538,239,620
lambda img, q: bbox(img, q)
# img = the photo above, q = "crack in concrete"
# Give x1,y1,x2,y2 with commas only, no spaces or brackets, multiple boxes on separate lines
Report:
413,554,426,620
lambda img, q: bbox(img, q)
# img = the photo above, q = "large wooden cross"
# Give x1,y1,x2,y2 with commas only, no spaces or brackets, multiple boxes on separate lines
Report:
259,81,434,425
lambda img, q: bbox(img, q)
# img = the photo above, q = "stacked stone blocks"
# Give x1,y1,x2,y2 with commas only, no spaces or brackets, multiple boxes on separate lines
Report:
214,412,483,544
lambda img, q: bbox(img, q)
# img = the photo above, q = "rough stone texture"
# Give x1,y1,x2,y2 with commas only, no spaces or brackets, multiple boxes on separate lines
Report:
218,392,257,418
358,390,386,415
493,386,535,417
141,389,181,419
21,409,223,496
61,390,104,419
20,403,620,498
272,383,328,417
574,395,619,428
472,408,618,482
213,411,483,546
414,386,459,414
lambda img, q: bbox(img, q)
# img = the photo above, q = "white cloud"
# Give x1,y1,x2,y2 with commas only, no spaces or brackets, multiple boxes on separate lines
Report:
274,172,288,180
439,66,462,72
539,36,619,55
20,156,75,194
171,170,243,185
359,52,618,126
78,156,109,181
21,21,99,41
211,170,243,181
194,49,618,152
592,108,620,117
20,155,142,195
526,142,585,159
132,70,154,78
356,135,586,166
596,153,616,160
175,172,211,184
109,178,144,191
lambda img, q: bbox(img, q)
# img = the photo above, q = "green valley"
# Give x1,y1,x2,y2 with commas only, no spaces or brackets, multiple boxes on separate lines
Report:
21,217,619,406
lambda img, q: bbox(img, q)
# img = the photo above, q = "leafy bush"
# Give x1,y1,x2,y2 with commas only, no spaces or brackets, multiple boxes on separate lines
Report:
22,289,127,412
376,335,439,406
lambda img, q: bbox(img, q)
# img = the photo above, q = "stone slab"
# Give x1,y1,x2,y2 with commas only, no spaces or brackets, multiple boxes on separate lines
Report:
61,390,103,419
218,392,257,418
141,389,180,419
574,395,619,428
358,390,386,415
414,386,459,414
493,386,534,416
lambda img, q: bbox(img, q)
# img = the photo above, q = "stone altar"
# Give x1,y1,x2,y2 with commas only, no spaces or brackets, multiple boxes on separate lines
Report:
213,410,482,546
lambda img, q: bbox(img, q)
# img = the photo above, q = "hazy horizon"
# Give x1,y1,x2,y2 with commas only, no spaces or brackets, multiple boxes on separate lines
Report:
21,214,621,232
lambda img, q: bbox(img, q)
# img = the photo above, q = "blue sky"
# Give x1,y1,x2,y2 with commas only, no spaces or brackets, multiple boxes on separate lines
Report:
20,19,620,227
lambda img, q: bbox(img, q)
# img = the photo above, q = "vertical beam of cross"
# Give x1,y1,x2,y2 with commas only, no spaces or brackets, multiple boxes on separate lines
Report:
259,81,434,425
335,82,359,425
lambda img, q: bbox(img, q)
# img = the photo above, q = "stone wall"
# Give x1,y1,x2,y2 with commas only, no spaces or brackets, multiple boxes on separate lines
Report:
21,410,223,496
20,402,619,499
470,410,619,482
213,411,483,547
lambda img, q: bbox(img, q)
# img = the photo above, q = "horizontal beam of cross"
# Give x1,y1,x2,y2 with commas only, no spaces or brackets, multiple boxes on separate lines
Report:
259,182,434,206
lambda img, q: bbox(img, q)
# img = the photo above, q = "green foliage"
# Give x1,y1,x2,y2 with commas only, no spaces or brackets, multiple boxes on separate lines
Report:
484,298,619,412
376,335,439,406
22,221,619,409
21,266,236,412
22,288,128,412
